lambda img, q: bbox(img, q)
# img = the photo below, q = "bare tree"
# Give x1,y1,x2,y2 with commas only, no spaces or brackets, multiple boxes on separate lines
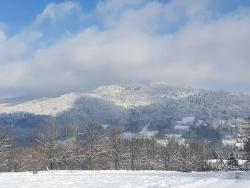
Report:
128,109,140,170
142,137,159,170
160,137,179,170
35,122,60,170
81,122,109,170
177,139,208,171
109,125,122,170
17,147,46,172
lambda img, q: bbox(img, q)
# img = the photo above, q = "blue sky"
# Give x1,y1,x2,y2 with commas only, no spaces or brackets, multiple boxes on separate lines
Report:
0,0,95,32
0,0,250,98
1,0,250,36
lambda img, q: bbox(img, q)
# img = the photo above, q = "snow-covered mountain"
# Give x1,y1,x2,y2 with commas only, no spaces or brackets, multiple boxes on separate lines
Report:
2,81,249,117
0,82,169,116
0,82,163,116
0,81,250,144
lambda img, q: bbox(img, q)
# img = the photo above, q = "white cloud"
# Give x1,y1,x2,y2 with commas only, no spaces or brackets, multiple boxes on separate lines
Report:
96,0,145,14
0,30,42,64
0,0,250,97
0,29,6,42
33,1,80,26
0,22,7,31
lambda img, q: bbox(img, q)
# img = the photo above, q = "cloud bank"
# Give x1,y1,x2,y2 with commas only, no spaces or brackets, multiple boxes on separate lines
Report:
0,0,250,97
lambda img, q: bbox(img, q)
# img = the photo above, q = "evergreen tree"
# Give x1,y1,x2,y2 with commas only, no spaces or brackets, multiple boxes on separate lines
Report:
227,152,238,170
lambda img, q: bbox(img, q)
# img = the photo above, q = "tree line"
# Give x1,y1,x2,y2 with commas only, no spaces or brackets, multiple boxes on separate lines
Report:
0,122,250,172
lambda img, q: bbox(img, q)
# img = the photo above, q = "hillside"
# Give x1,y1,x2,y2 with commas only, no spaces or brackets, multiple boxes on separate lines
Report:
0,82,250,144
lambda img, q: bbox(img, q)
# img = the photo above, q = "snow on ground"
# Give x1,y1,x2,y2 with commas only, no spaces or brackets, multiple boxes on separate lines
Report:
181,117,195,124
0,84,151,116
175,125,189,130
0,93,81,116
222,139,236,146
122,124,159,139
0,171,249,188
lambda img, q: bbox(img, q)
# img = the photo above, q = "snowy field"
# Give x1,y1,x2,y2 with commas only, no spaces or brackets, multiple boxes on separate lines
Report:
0,171,250,188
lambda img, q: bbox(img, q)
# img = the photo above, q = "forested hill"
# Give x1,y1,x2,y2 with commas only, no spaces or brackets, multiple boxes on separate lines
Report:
0,82,250,145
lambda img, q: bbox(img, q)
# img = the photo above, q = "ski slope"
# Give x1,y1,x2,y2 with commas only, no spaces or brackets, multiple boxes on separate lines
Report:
0,171,249,188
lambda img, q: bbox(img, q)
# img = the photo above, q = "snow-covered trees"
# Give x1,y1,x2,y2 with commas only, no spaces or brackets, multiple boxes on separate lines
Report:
81,122,109,170
227,152,239,170
167,139,207,171
160,137,179,170
109,125,122,170
17,147,46,172
0,128,15,171
243,118,250,170
0,120,248,172
35,123,61,170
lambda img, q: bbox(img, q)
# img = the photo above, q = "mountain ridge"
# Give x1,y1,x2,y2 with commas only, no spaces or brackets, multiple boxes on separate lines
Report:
1,81,250,146
1,81,249,117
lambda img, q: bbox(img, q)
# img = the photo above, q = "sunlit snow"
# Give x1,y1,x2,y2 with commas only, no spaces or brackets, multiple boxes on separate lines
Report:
0,171,249,188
